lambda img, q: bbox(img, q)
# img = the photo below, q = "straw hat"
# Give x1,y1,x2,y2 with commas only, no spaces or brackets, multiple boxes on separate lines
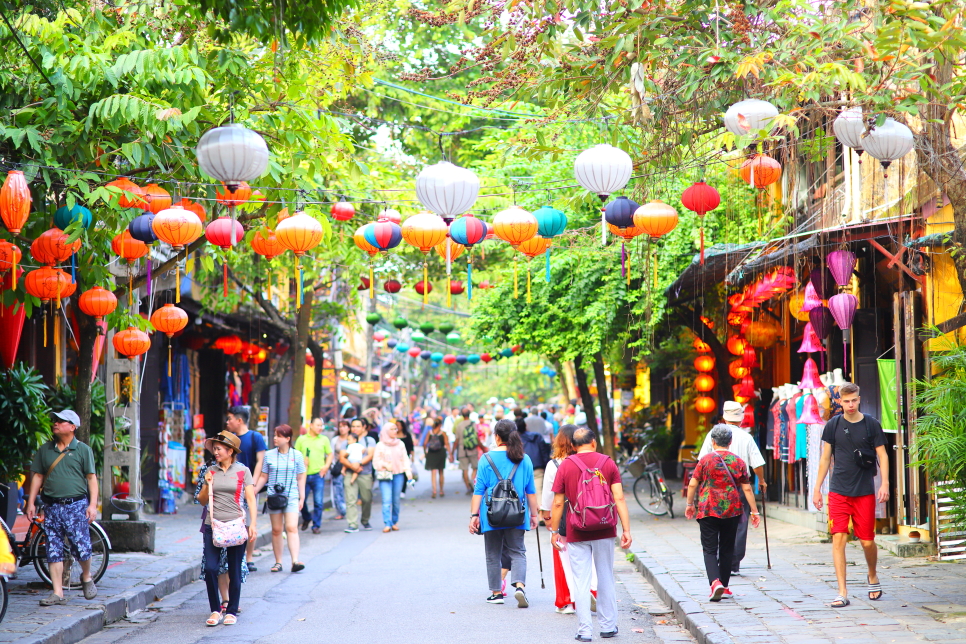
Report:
204,430,241,454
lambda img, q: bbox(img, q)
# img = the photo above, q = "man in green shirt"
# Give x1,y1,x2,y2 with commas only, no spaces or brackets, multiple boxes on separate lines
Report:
26,410,99,606
295,418,333,533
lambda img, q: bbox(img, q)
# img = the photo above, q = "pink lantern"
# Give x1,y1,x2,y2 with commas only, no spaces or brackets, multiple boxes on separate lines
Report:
737,376,756,399
827,250,857,287
373,331,387,342
798,322,824,353
800,357,824,389
798,394,825,424
829,292,858,375
407,347,421,358
810,266,837,300
809,306,834,339
801,281,823,312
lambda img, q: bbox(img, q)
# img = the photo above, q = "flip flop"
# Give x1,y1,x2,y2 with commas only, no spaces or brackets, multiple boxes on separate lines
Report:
868,576,883,600
830,596,850,608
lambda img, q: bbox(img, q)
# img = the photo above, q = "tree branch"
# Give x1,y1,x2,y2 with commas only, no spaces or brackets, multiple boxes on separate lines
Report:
228,268,295,330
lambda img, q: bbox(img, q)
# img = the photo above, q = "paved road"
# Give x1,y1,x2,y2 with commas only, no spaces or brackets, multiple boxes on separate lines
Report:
73,464,686,644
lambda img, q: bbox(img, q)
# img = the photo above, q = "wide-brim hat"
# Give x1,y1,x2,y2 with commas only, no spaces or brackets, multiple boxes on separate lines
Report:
722,401,744,423
204,430,241,454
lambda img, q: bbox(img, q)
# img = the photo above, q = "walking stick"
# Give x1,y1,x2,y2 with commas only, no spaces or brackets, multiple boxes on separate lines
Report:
535,524,546,589
760,491,772,570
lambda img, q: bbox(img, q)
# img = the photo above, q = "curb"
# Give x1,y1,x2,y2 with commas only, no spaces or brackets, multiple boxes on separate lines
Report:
12,527,274,644
630,549,734,644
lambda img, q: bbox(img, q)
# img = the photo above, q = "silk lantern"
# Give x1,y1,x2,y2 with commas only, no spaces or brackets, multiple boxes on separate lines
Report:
861,117,914,175
195,124,269,190
827,250,856,288
113,326,151,358
435,238,466,307
517,235,551,302
737,376,756,399
798,322,824,354
0,241,22,287
415,161,480,223
727,336,747,356
408,347,421,358
414,280,432,296
788,290,810,321
402,211,448,306
574,144,633,244
532,206,567,283
1,171,31,235
810,266,837,300
740,154,782,189
833,107,866,155
330,200,355,222
742,345,758,369
681,181,720,264
481,353,492,363
694,396,716,415
151,303,188,375
276,211,324,307
215,334,243,355
206,217,245,296
251,228,286,300
379,208,402,225
396,343,410,353
31,228,79,267
142,184,172,214
54,204,92,231
446,331,461,345
128,213,159,298
443,354,457,365
177,198,207,222
420,350,432,360
829,293,858,374
105,177,145,209
723,99,778,137
694,374,715,392
456,355,468,365
24,267,70,346
745,318,781,348
449,213,488,298
152,205,203,302
215,182,252,208
604,197,640,281
729,359,750,379
798,394,825,424
384,280,401,294
694,355,715,372
809,306,833,340
633,201,679,239
801,281,823,312
78,286,118,323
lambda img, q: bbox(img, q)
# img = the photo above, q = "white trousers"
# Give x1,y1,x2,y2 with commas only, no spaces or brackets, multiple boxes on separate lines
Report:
568,538,617,637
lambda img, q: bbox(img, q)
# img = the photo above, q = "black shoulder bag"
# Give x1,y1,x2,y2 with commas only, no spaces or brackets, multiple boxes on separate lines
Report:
483,453,525,528
267,451,295,510
841,416,877,470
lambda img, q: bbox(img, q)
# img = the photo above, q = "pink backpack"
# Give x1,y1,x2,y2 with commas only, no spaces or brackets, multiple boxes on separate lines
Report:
566,454,618,532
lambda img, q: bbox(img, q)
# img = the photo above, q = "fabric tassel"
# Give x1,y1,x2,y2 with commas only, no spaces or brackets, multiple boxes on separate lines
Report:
513,259,518,299
42,307,47,347
545,247,551,283
601,207,607,245
129,268,134,309
626,246,631,288
175,254,181,303
526,264,531,303
447,276,452,309
71,253,76,283
146,256,152,301
653,250,659,289
267,266,272,301
298,258,304,308
422,261,428,308
369,261,374,300
11,253,16,288
168,342,172,377
467,260,472,301
621,242,626,279
223,261,228,297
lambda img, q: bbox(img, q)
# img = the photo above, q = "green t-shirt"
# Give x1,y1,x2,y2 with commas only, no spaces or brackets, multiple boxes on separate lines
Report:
294,433,333,475
30,438,96,499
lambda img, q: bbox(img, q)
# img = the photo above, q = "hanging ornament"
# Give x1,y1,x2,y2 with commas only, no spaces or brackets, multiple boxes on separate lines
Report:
105,177,145,209
740,154,782,189
31,228,80,267
78,286,117,322
435,238,466,262
450,280,465,295
205,217,245,296
532,205,568,283
798,395,825,424
694,396,717,415
379,208,402,225
742,345,759,369
833,107,866,159
809,305,834,341
480,353,492,363
53,204,92,231
740,405,756,429
276,211,325,308
364,217,403,252
152,205,204,303
518,236,551,301
112,229,148,262
330,200,355,222
214,334,243,354
800,357,824,389
861,117,914,175
788,290,810,321
694,355,715,372
728,359,750,379
574,144,633,245
392,316,409,330
492,206,538,248
142,184,172,214
151,303,188,376
633,200,679,239
801,281,823,312
726,336,747,356
176,198,208,222
603,197,640,229
455,355,467,365
829,293,858,375
402,211,448,307
723,99,779,137
24,267,70,346
446,331,461,345
827,250,857,287
744,317,781,348
810,266,837,300
737,376,756,399
694,374,715,392
408,347,421,358
1,170,31,235
415,161,480,223
113,326,151,358
384,280,401,294
414,280,432,296
681,181,720,264
0,241,22,287
797,322,824,354
442,354,457,365
420,350,432,360
215,182,252,208
196,124,269,190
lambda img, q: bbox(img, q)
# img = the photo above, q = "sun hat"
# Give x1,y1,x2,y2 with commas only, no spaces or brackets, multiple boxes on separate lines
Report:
204,430,241,454
722,401,745,423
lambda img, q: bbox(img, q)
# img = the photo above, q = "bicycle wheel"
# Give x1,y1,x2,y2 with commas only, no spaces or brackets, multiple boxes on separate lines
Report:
634,475,668,516
0,576,7,624
32,523,110,588
660,483,675,519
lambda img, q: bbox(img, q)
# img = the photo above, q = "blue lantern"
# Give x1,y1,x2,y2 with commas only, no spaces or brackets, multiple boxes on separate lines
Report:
387,339,398,349
456,355,468,365
129,212,158,244
430,352,444,363
467,354,480,364
363,218,403,251
420,350,432,360
396,343,410,353
500,348,513,358
604,196,639,229
533,206,567,282
54,204,92,230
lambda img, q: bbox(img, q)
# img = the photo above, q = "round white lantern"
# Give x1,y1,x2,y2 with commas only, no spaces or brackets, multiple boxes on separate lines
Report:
832,107,866,151
415,161,480,221
861,118,914,173
723,99,779,137
195,124,269,189
573,144,633,198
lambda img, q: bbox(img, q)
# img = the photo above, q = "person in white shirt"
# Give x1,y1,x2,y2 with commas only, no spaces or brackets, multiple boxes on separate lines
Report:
697,401,766,576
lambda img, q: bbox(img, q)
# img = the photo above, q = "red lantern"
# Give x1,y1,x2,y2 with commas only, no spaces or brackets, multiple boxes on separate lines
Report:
726,336,747,356
415,280,432,295
106,177,145,209
681,181,720,265
694,396,716,415
1,170,31,234
384,280,401,294
742,345,759,369
216,182,251,207
60,278,76,299
215,334,243,355
31,228,80,266
443,354,457,365
480,353,492,363
738,376,756,398
330,200,355,222
693,337,711,353
694,355,715,372
142,183,172,214
150,303,188,338
740,154,782,189
24,267,69,303
408,347,421,358
78,286,117,322
249,348,268,365
733,385,751,405
694,374,715,392
450,280,465,295
113,326,151,357
206,217,246,296
728,359,750,380
251,229,285,260
478,280,493,289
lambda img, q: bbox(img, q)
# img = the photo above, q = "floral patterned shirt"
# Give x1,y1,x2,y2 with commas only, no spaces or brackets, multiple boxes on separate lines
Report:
693,450,750,519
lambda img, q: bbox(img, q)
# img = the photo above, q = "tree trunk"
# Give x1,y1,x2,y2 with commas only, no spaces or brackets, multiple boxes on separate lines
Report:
562,360,578,402
359,296,376,412
551,358,569,406
248,346,294,431
573,355,599,434
308,338,324,421
286,288,314,429
592,351,615,458
74,310,99,444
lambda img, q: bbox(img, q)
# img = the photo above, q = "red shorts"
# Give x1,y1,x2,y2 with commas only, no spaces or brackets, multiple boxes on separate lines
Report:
828,492,876,541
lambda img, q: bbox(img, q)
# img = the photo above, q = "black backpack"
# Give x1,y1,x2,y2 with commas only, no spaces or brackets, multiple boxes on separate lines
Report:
483,453,526,528
427,433,444,452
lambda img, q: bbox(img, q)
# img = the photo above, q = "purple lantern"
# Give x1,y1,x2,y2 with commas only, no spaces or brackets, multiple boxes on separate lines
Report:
810,266,837,300
829,293,858,375
827,250,857,288
809,305,834,339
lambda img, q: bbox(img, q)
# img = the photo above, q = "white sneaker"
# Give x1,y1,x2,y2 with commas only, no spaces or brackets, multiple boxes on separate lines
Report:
556,605,576,614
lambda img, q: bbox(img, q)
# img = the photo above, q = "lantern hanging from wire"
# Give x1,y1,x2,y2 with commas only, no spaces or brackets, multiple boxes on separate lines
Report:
151,303,189,375
142,184,172,214
113,326,151,358
681,181,720,264
352,223,380,299
105,177,145,209
1,170,31,237
415,161,480,224
251,228,285,301
740,154,782,189
414,280,432,296
128,213,159,298
401,211,448,307
829,293,858,375
737,375,756,399
152,205,203,303
745,317,781,348
384,279,401,294
53,204,92,231
810,266,837,300
833,107,865,161
215,182,252,208
205,217,245,296
798,322,824,354
723,99,778,138
435,238,466,308
827,250,857,287
78,286,117,322
801,281,823,312
493,206,539,298
633,200,679,287
729,359,750,379
176,198,208,222
694,396,716,415
798,394,825,424
276,211,325,308
24,266,70,346
800,357,823,389
214,334,243,355
788,290,810,321
694,355,715,373
604,197,641,282
111,229,148,308
517,235,551,303
861,117,914,176
532,206,567,283
726,335,747,356
330,199,355,222
379,208,402,225
449,213,488,299
695,374,715,392
574,144,633,245
196,124,269,190
0,241,22,287
31,228,79,267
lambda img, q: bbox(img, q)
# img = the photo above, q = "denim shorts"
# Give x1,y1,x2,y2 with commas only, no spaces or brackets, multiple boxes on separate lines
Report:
267,496,300,515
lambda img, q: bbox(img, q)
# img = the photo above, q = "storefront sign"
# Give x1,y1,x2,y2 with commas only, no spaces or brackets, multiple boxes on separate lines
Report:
359,381,381,394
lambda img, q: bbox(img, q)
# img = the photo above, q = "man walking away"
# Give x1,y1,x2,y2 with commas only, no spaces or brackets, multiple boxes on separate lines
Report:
295,418,334,534
696,401,766,575
812,383,889,607
342,419,377,533
525,406,551,444
226,406,265,572
26,410,99,605
520,413,550,501
454,408,480,494
550,428,633,642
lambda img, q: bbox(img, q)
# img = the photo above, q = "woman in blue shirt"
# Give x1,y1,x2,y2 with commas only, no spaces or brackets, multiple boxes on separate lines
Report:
469,419,539,608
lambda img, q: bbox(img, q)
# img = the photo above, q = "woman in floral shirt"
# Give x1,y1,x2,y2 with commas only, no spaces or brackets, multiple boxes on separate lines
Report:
685,425,761,602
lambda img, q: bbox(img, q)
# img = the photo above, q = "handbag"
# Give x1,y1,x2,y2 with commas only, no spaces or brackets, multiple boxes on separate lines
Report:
266,450,295,511
375,469,394,481
208,473,248,548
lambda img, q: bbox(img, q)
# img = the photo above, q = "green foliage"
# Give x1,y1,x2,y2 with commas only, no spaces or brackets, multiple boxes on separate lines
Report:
0,365,52,482
444,359,558,408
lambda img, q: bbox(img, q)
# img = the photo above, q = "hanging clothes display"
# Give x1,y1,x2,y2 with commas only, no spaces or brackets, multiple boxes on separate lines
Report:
806,423,827,512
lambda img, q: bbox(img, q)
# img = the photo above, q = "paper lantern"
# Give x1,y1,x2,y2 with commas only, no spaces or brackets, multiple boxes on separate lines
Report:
810,267,837,300
681,181,720,264
729,359,750,379
414,280,432,295
176,198,207,222
142,184,172,214
726,336,747,356
53,204,92,231
24,266,69,302
833,107,866,151
386,339,399,349
152,205,203,250
800,357,823,389
430,351,444,362
354,224,379,258
248,348,268,365
827,250,857,287
105,177,145,209
439,321,455,334
112,230,148,261
1,171,31,235
452,355,465,365
449,214,487,247
373,331,387,342
450,280,465,295
607,222,645,240
384,280,401,294
809,305,834,339
740,154,782,189
364,218,403,252
420,350,432,360
415,161,480,221
788,290,810,322
745,318,781,348
31,228,79,266
113,326,151,358
861,117,914,174
829,293,858,331
330,200,355,222
205,217,245,248
215,334,243,355
215,182,252,207
401,211,448,253
60,279,76,299
379,208,402,225
518,236,551,259
251,229,285,260
694,396,716,415
633,201,679,239
446,331,461,345
798,322,824,354
443,354,457,365
724,99,778,137
500,348,514,358
196,124,269,188
694,374,715,392
151,303,188,337
129,213,158,245
693,337,711,353
435,238,465,262
801,281,823,312
408,347,421,358
481,353,492,363
798,395,825,424
574,144,633,198
78,286,117,322
0,241,22,286
492,206,538,248
694,355,715,372
732,385,751,405
604,197,640,229
276,212,324,257
533,206,568,239
737,376,756,399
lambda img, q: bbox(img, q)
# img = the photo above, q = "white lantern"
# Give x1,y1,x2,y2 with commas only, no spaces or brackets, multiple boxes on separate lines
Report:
723,99,779,137
195,124,269,189
415,161,480,222
861,118,915,173
574,144,633,245
832,107,866,151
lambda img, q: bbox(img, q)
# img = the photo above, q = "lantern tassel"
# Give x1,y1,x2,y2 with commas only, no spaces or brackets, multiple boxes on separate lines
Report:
43,307,47,348
146,256,152,301
699,226,705,265
128,267,133,309
513,259,518,299
369,260,374,300
627,246,631,288
545,247,551,283
11,253,16,288
467,259,472,301
526,263,531,303
621,242,626,280
600,206,607,246
223,261,228,297
176,255,181,304
71,253,76,284
653,249,659,289
447,276,451,309
168,342,172,377
422,260,428,309
298,257,304,308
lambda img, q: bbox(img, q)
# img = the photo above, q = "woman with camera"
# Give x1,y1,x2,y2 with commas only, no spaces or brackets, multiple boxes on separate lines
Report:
255,425,306,573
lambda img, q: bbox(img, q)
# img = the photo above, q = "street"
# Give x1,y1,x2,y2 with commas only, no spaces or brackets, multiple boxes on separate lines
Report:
66,465,687,644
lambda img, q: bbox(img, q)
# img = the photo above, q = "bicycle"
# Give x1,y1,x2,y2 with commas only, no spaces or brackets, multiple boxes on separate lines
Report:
632,461,675,518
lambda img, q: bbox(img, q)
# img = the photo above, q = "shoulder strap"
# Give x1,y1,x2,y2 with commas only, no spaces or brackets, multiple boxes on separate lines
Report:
508,460,520,482
483,452,503,481
712,452,741,494
45,450,69,478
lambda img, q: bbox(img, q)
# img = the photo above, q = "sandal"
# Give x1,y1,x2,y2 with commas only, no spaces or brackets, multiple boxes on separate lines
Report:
223,614,237,625
220,601,228,615
383,526,391,533
206,612,222,626
830,596,850,608
332,515,344,520
868,576,883,601
291,562,305,573
271,563,283,573
392,525,399,531
431,492,436,499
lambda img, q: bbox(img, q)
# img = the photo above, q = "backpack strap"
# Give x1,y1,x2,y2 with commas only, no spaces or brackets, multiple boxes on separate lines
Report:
483,452,503,481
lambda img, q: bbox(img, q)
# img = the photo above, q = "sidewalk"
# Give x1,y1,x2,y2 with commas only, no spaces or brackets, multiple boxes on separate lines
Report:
2,501,278,644
627,491,966,644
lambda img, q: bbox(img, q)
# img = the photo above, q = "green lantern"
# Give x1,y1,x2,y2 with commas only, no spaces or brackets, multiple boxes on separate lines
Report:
411,330,426,342
392,317,409,330
419,322,435,334
365,313,381,325
438,321,455,334
446,331,461,345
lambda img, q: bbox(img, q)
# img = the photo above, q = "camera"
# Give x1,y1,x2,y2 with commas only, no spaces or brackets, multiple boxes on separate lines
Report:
273,484,286,494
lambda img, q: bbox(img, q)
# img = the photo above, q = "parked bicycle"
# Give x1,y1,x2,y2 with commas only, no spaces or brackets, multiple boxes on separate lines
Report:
631,460,675,518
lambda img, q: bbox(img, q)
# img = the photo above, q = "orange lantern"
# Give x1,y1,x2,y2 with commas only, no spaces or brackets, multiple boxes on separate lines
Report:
24,266,70,346
276,211,325,307
401,211,448,307
694,374,715,392
694,355,715,372
151,303,189,376
694,396,716,415
143,184,172,214
788,290,810,322
215,334,243,355
113,326,151,358
516,235,552,303
0,240,23,287
152,205,203,302
733,385,751,404
78,286,117,322
31,228,80,266
60,279,76,299
740,154,782,189
353,225,379,258
111,230,148,261
251,228,286,301
693,337,711,353
216,182,252,207
176,198,207,222
0,170,31,234
492,206,538,248
726,336,747,356
249,348,268,364
745,317,782,348
728,359,750,379
633,201,679,239
728,311,748,327
106,177,146,209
